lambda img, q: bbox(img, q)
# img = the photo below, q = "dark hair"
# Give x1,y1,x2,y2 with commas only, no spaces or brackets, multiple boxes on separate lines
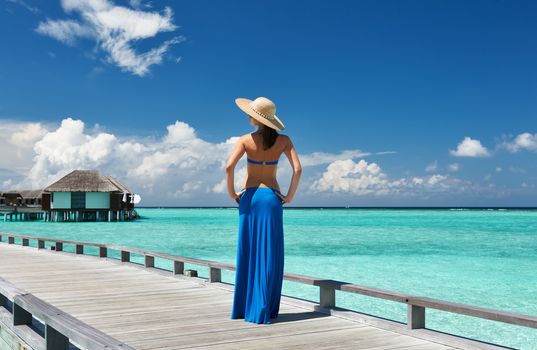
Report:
259,125,279,150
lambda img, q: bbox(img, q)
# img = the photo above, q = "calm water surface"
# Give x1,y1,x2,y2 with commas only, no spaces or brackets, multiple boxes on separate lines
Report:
1,208,536,349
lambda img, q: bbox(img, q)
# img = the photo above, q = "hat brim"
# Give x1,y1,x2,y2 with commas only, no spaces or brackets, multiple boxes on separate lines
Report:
235,98,285,131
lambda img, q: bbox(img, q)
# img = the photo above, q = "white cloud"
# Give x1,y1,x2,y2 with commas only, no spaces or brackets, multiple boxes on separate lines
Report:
495,167,502,172
449,137,490,157
36,0,183,76
447,163,460,172
10,122,48,148
15,118,240,203
311,159,388,195
310,159,474,197
0,121,49,174
425,160,438,173
36,19,94,45
502,132,537,153
2,118,529,205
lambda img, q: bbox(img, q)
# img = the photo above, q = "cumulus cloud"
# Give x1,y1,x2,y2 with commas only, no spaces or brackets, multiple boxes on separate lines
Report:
2,118,526,205
6,118,378,204
15,118,239,204
449,137,491,157
36,0,183,76
310,158,472,197
0,121,49,173
501,132,537,153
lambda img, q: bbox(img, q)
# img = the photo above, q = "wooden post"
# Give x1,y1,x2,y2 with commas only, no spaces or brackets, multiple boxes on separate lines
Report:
46,324,69,350
8,237,14,244
55,242,63,252
320,286,336,308
174,261,184,275
13,303,32,326
76,244,84,254
38,240,45,249
407,304,426,329
121,250,130,262
99,247,107,257
22,238,29,246
145,255,155,268
0,293,7,310
209,267,221,283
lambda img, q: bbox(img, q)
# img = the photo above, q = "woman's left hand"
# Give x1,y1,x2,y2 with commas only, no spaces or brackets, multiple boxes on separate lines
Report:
234,189,246,204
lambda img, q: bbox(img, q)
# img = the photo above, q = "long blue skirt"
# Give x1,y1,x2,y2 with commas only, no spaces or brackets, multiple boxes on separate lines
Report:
231,187,285,324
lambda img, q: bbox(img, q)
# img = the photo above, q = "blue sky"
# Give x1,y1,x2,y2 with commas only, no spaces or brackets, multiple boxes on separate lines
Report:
0,0,536,206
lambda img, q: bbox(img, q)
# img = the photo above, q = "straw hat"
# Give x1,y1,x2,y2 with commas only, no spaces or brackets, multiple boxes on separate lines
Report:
235,97,285,131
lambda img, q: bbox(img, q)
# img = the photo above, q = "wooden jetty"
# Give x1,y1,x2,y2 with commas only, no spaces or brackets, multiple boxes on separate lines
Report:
0,233,536,350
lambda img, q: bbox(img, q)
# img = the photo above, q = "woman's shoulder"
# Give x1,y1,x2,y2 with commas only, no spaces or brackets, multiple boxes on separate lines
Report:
278,133,290,142
277,133,292,147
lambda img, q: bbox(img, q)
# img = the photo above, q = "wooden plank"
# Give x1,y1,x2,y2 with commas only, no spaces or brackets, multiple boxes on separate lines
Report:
14,293,133,350
0,242,492,350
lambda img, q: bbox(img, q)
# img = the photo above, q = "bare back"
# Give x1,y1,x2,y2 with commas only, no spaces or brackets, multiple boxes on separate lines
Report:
242,132,290,191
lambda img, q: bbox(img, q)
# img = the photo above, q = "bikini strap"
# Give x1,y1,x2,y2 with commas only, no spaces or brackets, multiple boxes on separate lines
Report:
247,158,279,165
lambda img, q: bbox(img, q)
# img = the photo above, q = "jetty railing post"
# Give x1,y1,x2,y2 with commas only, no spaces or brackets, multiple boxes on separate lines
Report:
13,303,32,326
46,324,70,350
8,237,14,244
121,250,130,262
174,260,184,275
209,267,221,283
38,239,45,249
76,244,84,254
99,246,107,257
0,293,7,310
407,304,426,329
55,242,63,251
145,255,154,268
319,286,336,308
22,238,29,246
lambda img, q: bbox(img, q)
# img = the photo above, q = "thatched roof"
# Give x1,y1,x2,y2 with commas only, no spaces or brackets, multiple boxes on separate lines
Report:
44,170,132,193
1,191,22,198
19,189,44,199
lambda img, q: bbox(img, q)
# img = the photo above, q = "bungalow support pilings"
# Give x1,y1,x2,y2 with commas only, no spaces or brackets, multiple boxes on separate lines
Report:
0,211,44,221
43,209,132,222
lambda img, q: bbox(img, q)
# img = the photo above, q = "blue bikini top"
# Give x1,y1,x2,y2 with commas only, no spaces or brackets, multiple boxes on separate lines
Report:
247,158,279,165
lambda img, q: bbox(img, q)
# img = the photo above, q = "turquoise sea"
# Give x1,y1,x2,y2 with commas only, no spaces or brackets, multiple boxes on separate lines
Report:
1,208,536,349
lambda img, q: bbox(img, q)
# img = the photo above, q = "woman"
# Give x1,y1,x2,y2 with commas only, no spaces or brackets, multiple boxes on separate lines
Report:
226,96,302,324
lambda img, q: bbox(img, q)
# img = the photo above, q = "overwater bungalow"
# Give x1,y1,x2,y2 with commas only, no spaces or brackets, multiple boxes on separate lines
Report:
42,170,137,222
0,190,45,221
0,191,23,206
19,189,44,206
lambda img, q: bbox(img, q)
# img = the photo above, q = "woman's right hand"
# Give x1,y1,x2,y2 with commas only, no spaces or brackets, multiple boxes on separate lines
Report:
275,192,289,204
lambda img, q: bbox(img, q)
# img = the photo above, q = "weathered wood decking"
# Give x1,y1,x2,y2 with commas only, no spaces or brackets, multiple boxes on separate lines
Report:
2,234,533,350
0,244,462,350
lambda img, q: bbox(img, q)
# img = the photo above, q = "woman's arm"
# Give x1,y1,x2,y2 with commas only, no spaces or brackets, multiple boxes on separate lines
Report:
225,136,246,202
282,137,302,204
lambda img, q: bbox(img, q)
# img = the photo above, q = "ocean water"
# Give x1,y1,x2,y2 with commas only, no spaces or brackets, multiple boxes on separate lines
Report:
1,208,536,349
